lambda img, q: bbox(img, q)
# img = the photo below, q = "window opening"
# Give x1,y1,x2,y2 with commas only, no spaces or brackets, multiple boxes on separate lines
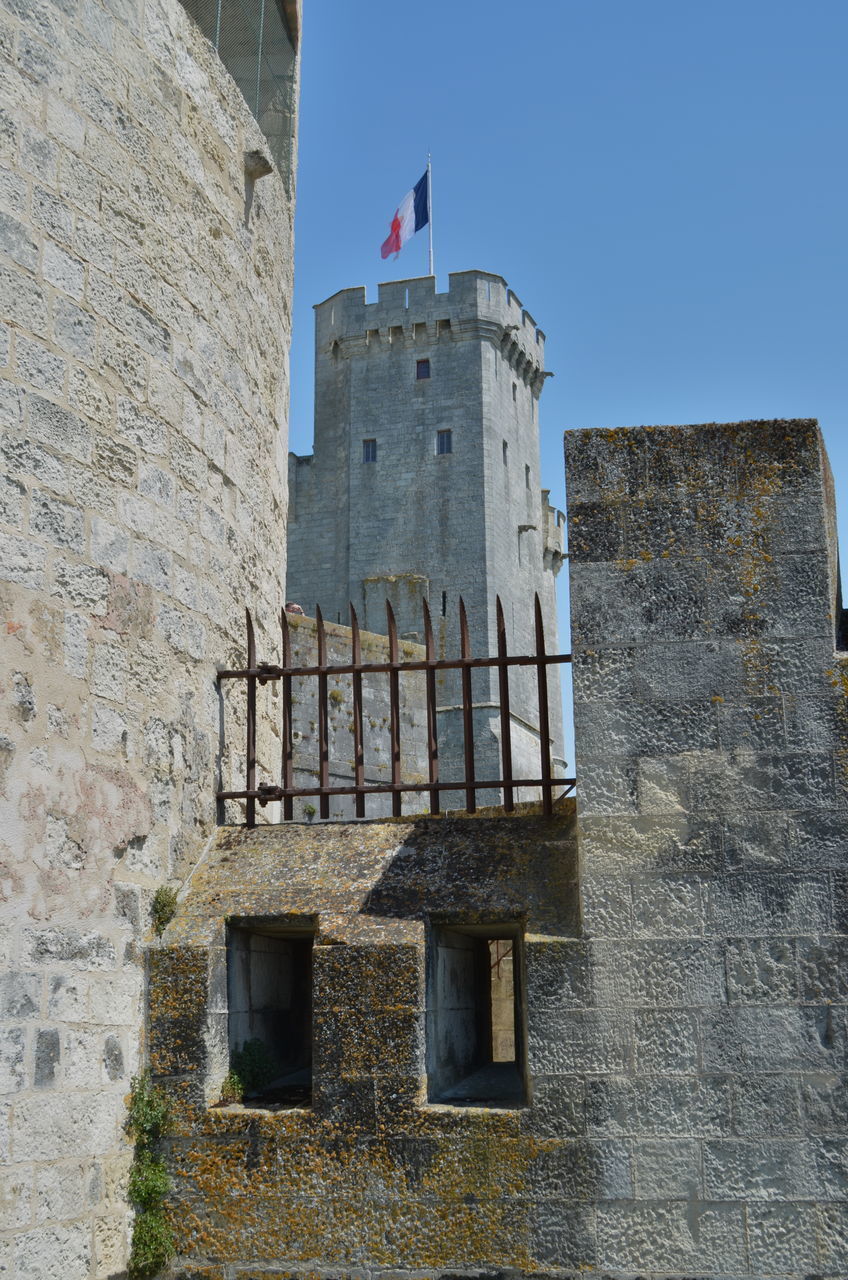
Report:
362,438,377,463
390,325,404,342
416,358,430,380
437,318,451,335
525,464,531,489
404,287,409,308
426,922,526,1106
367,328,380,344
512,382,517,402
436,429,452,455
502,440,508,465
414,322,427,341
441,590,447,617
226,922,314,1106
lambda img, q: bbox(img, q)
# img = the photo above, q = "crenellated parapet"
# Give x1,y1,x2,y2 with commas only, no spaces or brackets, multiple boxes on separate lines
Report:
316,270,550,394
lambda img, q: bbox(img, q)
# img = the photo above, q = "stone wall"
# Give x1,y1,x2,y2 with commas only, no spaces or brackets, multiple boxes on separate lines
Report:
565,418,848,1276
146,807,581,1274
0,0,298,1270
149,418,847,1280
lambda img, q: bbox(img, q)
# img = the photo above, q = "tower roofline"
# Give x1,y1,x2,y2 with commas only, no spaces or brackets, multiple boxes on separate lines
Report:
314,270,545,351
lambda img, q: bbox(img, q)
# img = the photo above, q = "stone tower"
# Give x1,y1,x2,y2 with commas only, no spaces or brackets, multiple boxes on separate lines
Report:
287,270,565,797
0,0,299,1270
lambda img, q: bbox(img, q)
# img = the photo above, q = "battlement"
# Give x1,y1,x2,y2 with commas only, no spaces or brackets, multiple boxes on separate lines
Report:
315,270,545,359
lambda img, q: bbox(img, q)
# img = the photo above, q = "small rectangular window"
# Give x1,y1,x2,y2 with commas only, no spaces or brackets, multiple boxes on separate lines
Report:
437,318,451,335
512,382,517,402
525,464,531,489
416,358,430,380
362,438,377,463
426,922,526,1106
502,440,508,465
436,429,452,455
227,922,314,1106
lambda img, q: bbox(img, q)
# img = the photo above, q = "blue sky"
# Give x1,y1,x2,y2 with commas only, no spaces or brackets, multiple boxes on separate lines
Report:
288,0,848,751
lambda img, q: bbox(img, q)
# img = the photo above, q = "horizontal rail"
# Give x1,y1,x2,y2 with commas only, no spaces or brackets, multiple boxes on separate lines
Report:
219,777,577,801
217,651,571,681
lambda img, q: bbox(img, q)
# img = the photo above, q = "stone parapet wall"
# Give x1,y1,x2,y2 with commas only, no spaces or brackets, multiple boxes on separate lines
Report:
565,419,848,1277
0,0,298,1270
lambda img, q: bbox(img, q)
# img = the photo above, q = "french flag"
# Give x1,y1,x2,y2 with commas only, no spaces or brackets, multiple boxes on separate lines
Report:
381,172,429,259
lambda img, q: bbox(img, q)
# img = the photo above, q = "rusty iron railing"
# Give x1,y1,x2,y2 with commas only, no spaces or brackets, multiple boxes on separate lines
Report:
217,594,574,824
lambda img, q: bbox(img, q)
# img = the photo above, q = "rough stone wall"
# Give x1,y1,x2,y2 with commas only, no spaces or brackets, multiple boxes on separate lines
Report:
150,418,847,1280
287,271,565,800
146,808,581,1275
0,0,298,1269
565,418,848,1277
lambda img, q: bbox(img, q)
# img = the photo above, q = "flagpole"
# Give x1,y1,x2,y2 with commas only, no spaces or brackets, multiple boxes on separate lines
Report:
427,153,434,277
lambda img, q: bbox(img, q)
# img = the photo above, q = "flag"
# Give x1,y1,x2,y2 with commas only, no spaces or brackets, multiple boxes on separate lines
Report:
381,172,429,259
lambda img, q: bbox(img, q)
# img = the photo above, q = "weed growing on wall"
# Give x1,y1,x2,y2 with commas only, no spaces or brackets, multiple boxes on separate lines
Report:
150,886,178,936
125,1071,174,1277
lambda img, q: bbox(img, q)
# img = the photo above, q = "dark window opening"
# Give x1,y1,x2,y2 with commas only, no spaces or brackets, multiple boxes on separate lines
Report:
362,438,377,463
441,590,447,617
426,922,526,1107
525,464,531,489
414,322,427,340
390,325,404,342
436,429,452,455
416,358,430,380
512,382,517,402
502,440,508,465
227,922,314,1107
437,318,451,335
367,328,380,344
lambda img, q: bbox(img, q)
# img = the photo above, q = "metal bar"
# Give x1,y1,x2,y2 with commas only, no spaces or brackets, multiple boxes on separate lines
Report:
218,776,577,801
423,598,439,814
280,608,293,820
386,600,402,817
350,603,365,818
217,652,571,680
534,594,553,817
459,597,476,813
316,605,330,819
245,608,256,828
495,595,515,813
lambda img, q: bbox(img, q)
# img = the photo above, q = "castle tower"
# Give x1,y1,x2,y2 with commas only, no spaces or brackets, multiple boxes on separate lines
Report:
287,271,565,798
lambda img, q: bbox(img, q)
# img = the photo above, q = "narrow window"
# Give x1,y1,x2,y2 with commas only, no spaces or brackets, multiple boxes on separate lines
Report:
426,923,526,1106
441,590,447,617
416,358,430,380
502,440,508,466
436,429,452,455
512,382,517,402
362,438,377,463
227,922,315,1106
525,464,531,489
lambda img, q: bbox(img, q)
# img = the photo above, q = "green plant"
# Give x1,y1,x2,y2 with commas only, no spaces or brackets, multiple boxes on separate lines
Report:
126,1071,172,1145
125,1072,174,1278
230,1038,277,1096
328,688,344,705
303,802,316,820
128,1151,170,1210
219,1068,244,1104
150,886,178,937
128,1209,175,1278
